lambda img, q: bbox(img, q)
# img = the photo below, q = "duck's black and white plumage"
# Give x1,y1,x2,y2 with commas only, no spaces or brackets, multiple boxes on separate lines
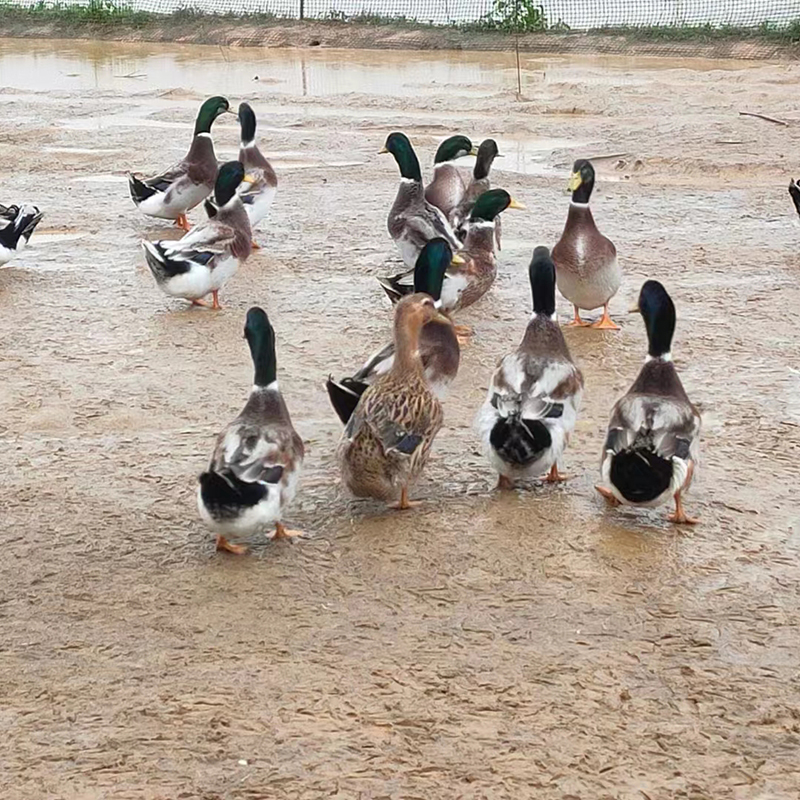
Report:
142,161,253,310
476,247,583,488
198,307,305,554
424,135,475,222
128,96,231,231
452,138,501,248
597,280,701,524
236,102,277,232
789,179,800,219
327,239,459,425
382,132,461,269
0,203,43,266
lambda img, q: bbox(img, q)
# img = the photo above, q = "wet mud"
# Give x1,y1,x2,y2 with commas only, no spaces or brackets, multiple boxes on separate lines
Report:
1,38,800,799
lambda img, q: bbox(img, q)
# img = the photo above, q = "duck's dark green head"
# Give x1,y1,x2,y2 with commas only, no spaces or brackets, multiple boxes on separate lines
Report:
194,96,231,136
568,158,596,204
214,161,246,206
529,246,556,317
413,238,452,302
380,132,422,182
474,138,500,179
469,188,525,222
244,306,277,387
635,280,676,359
434,135,476,165
238,102,257,145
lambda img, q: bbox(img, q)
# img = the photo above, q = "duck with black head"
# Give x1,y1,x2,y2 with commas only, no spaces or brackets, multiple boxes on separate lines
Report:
424,134,477,221
381,131,462,269
128,96,234,231
552,158,621,330
477,246,584,489
452,138,502,248
198,307,305,554
141,160,253,310
596,280,701,524
235,102,278,245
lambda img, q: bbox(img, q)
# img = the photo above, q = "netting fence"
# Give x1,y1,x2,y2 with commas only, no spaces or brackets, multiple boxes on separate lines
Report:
4,0,800,28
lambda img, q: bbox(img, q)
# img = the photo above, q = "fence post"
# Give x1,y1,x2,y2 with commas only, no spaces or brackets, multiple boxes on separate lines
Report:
299,0,304,20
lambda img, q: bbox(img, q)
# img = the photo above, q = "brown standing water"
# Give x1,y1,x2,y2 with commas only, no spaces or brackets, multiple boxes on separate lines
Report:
1,37,799,798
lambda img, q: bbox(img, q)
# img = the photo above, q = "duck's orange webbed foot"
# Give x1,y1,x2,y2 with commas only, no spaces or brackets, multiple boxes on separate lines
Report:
543,464,569,483
389,487,421,510
175,213,191,232
567,306,591,327
216,535,248,555
668,493,699,525
595,485,621,506
591,304,620,330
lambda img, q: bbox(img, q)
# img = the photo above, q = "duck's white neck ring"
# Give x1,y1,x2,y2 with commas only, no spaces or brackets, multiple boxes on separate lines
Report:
645,352,672,363
570,200,590,208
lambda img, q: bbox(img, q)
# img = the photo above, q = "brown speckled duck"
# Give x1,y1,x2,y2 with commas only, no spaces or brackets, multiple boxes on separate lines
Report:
327,239,459,424
337,294,444,510
552,158,621,329
596,281,700,524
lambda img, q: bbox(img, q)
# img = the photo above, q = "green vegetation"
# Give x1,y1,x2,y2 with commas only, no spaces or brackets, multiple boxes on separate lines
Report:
0,0,798,48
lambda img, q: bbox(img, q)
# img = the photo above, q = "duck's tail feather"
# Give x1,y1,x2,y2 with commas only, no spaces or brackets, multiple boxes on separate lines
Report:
609,448,674,504
376,271,414,305
489,415,552,467
326,376,367,425
141,239,193,282
789,179,800,219
128,173,157,205
0,204,43,249
198,470,269,520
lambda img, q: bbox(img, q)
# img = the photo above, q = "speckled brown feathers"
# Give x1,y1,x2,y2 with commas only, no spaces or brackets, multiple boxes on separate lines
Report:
338,295,444,504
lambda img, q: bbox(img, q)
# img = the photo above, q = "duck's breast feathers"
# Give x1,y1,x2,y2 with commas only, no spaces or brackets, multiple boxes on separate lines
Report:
239,144,278,186
184,133,219,186
552,204,616,275
425,163,467,217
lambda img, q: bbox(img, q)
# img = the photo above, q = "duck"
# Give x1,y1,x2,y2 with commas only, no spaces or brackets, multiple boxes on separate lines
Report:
197,306,305,554
141,161,253,310
378,189,524,318
452,138,502,248
552,158,621,329
424,135,476,221
0,203,43,266
327,239,459,425
596,280,700,524
337,293,444,510
236,101,277,243
382,131,462,268
128,96,232,231
476,247,584,489
789,178,800,219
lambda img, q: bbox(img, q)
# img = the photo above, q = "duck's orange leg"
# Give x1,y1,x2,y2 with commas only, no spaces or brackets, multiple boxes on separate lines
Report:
595,485,621,506
211,290,222,311
543,463,569,483
567,305,591,327
175,213,191,232
216,535,248,555
272,522,305,541
668,491,699,525
389,486,421,510
496,474,514,491
591,303,620,330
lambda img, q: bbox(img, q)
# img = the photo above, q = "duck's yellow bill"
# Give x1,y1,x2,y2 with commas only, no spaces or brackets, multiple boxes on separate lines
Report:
508,198,526,210
469,147,479,156
242,174,257,184
450,253,466,265
568,172,582,191
629,303,641,314
378,146,389,154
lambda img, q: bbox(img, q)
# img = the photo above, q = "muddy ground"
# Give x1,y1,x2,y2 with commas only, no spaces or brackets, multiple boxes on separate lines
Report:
1,38,799,799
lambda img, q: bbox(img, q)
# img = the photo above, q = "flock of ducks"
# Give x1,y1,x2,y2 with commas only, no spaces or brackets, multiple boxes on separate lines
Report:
3,96,709,554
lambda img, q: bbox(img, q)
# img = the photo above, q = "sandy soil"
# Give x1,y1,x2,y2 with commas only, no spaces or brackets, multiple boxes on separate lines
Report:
1,38,800,799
